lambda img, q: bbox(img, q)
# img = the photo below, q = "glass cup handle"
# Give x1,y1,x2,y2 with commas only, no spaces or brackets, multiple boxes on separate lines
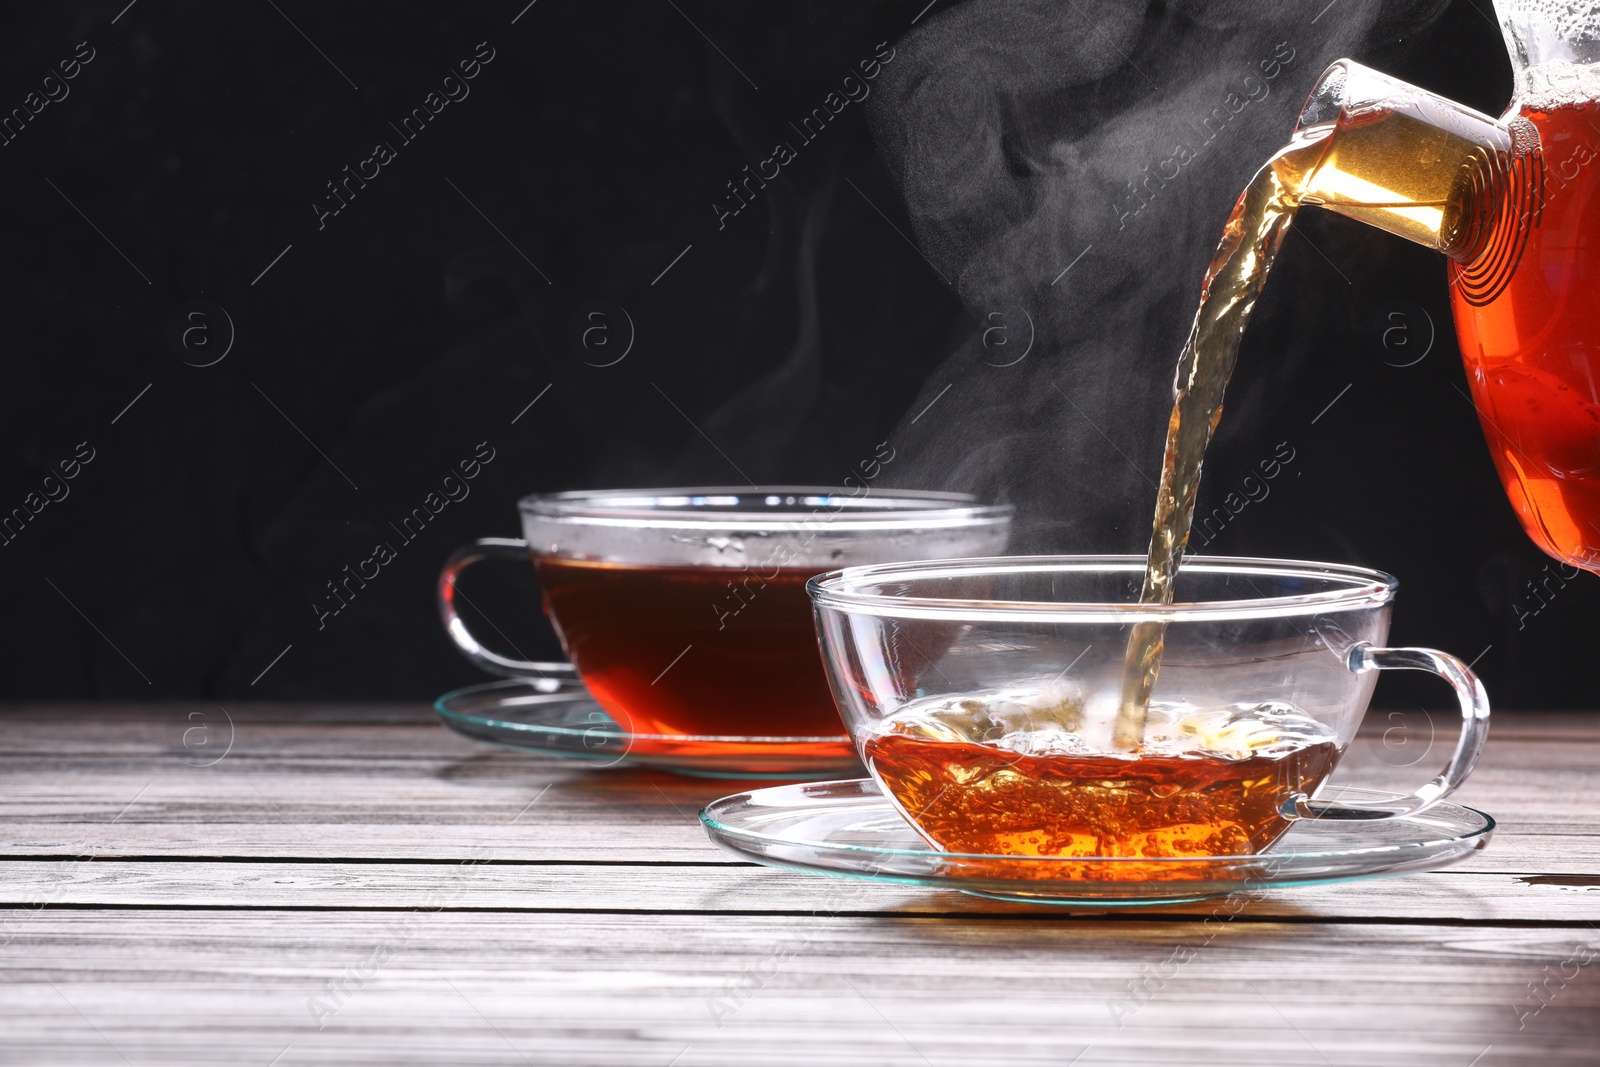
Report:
1297,644,1491,821
437,537,574,679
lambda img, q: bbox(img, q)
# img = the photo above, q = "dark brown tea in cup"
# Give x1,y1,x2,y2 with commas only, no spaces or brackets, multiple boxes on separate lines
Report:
534,556,840,739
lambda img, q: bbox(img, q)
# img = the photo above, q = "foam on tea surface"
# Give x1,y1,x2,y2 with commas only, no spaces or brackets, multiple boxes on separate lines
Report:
864,688,1341,859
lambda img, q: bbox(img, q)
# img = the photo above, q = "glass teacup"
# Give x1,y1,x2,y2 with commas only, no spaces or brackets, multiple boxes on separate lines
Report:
809,556,1490,859
439,489,1012,760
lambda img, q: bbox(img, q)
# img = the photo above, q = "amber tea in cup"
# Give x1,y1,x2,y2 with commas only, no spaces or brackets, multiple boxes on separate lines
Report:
863,698,1343,857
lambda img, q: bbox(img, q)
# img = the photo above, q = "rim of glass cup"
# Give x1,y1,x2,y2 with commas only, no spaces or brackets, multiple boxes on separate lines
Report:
807,554,1399,623
517,487,1013,532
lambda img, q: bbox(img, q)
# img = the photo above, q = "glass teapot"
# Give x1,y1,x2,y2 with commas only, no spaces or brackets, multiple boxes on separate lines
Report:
1282,1,1600,573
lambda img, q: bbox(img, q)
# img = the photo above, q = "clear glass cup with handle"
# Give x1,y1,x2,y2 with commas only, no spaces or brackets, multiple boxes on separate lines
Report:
808,555,1490,859
438,487,1012,772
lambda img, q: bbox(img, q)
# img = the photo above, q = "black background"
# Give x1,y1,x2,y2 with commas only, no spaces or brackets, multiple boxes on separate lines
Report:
1,0,1594,707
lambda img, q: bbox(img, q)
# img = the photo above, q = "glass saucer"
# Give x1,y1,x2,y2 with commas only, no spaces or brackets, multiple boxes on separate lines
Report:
434,679,862,779
699,778,1495,905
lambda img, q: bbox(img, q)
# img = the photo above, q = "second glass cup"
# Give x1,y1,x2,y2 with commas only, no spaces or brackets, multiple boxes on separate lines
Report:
439,488,1012,763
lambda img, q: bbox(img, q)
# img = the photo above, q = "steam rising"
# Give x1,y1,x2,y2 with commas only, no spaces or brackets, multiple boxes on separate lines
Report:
867,0,1451,554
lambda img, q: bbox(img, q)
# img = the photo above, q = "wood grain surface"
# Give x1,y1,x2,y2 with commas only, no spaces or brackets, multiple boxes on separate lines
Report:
2,704,1598,1065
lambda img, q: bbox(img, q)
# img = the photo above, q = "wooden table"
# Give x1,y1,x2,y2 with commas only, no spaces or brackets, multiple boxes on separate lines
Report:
1,704,1596,1065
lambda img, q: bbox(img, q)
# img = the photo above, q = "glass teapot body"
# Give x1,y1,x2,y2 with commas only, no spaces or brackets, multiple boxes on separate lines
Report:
1450,1,1600,572
1288,2,1600,572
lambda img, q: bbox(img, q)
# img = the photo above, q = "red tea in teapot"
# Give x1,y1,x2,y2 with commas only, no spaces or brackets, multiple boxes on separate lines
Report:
1453,98,1600,572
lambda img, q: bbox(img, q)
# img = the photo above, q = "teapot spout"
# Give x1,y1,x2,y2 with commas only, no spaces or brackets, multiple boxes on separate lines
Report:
1284,59,1542,283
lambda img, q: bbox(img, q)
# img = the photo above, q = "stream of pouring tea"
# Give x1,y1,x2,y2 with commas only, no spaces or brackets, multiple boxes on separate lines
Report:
1112,134,1331,749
